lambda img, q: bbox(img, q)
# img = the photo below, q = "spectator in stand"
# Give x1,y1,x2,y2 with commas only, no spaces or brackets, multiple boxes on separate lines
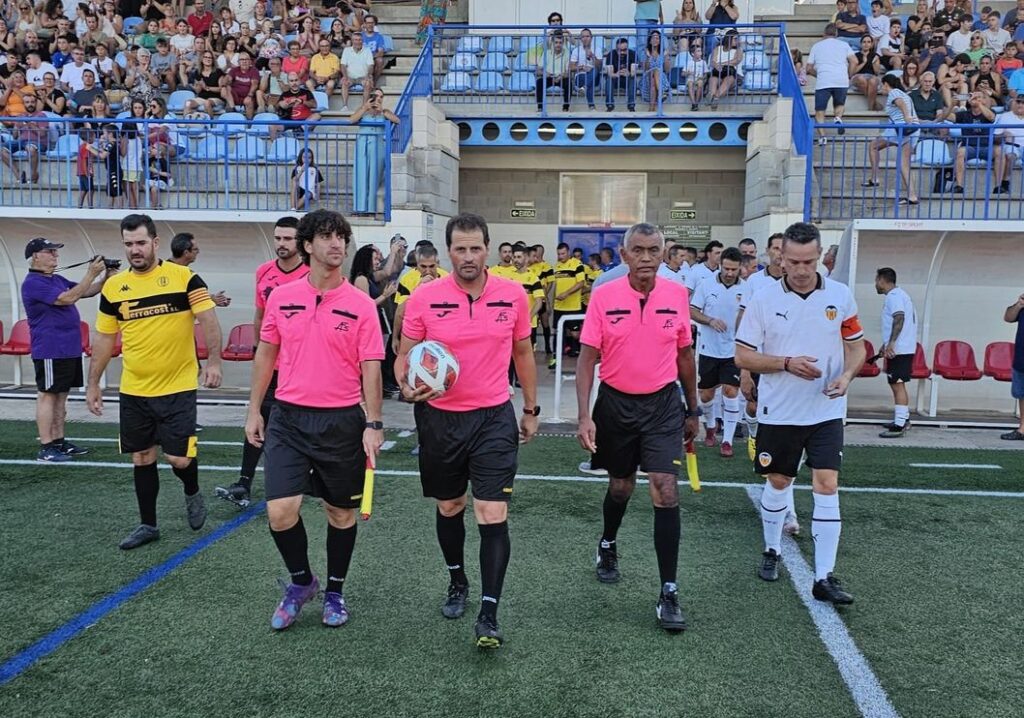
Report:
150,36,178,90
604,36,637,112
906,2,932,56
146,142,172,208
866,1,891,43
982,11,1012,54
673,0,703,51
50,36,74,72
22,31,52,64
535,30,571,113
569,28,601,111
910,71,952,124
70,67,104,115
207,20,225,53
295,15,319,57
933,0,959,36
80,14,112,55
60,46,96,92
247,2,271,33
0,52,24,87
340,30,373,112
952,92,1002,194
170,18,195,56
37,71,68,114
290,148,322,211
270,71,319,141
336,2,363,34
937,52,970,110
0,92,46,182
239,23,260,56
217,35,241,71
93,43,121,88
226,50,259,117
705,0,737,30
1004,0,1024,35
946,14,973,55
835,0,868,51
708,28,742,110
970,55,1002,105
1009,62,1024,100
808,23,856,144
185,49,226,115
965,31,995,68
217,7,240,37
282,39,309,83
920,31,950,75
995,41,1023,78
136,19,164,51
255,19,285,67
879,18,906,71
641,29,670,111
360,14,388,85
100,2,124,42
994,95,1024,192
1000,291,1024,441
229,0,259,26
38,1,65,38
850,35,882,110
864,73,920,205
187,0,213,38
902,57,922,91
309,38,341,97
1,70,34,116
0,24,14,55
125,47,160,104
257,55,286,113
325,18,350,53
13,3,40,45
674,39,708,110
176,34,205,87
25,51,58,87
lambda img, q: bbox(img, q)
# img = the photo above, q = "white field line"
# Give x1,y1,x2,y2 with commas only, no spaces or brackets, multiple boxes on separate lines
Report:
908,463,1001,469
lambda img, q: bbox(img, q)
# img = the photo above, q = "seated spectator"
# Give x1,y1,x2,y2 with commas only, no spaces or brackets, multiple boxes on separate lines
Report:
903,58,922,91
708,29,742,110
140,0,172,31
906,2,932,56
672,41,708,110
340,31,373,110
282,0,313,34
37,71,68,114
0,24,14,56
282,40,310,83
257,55,286,113
218,36,242,71
269,71,320,141
237,24,258,56
604,36,637,112
984,11,1013,54
966,31,995,67
89,93,113,123
0,53,24,87
177,34,206,87
952,93,1002,193
333,2,363,34
71,67,105,115
946,14,973,55
835,0,868,51
937,52,970,109
225,50,259,117
920,32,951,74
640,28,671,111
99,2,125,42
256,20,284,70
934,0,960,36
247,1,271,33
51,35,77,73
80,14,112,55
290,148,323,211
535,29,571,113
59,47,97,92
569,28,601,111
25,51,58,87
866,1,891,42
21,32,52,64
995,94,1024,191
325,19,350,53
229,0,260,26
910,71,952,123
124,47,160,104
92,43,121,87
136,19,165,51
295,15,320,57
1009,63,1024,99
38,2,66,39
170,18,196,56
188,0,215,39
851,35,883,110
970,55,1002,103
995,42,1023,78
207,21,226,53
879,19,906,71
309,39,341,96
1004,0,1024,35
185,49,226,115
864,73,920,205
12,3,40,47
150,37,178,89
0,92,46,183
1,70,34,115
218,7,241,37
360,14,390,84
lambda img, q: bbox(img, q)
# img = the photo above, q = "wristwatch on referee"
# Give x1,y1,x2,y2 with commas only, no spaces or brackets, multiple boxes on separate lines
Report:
365,421,384,430
523,405,541,416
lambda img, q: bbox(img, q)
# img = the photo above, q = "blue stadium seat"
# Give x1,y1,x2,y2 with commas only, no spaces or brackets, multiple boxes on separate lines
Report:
451,52,479,72
741,33,764,49
518,35,543,55
475,72,505,92
228,136,266,161
457,35,484,54
488,36,514,54
742,70,774,92
284,33,297,45
480,51,509,72
215,112,249,137
913,139,953,166
248,112,280,137
513,52,538,72
508,71,534,93
440,71,472,92
192,136,228,161
47,133,81,160
743,50,769,71
176,118,209,137
42,111,67,146
313,91,329,112
320,17,334,34
167,90,195,114
122,16,144,35
266,136,300,163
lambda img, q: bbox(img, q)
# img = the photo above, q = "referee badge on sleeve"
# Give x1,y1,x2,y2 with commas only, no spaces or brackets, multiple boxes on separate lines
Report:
758,452,772,468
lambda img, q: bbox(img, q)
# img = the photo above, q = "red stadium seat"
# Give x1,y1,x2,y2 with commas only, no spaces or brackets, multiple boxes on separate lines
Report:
194,324,209,361
222,324,256,361
859,339,881,377
932,340,983,380
983,341,1015,382
0,320,31,355
80,321,91,355
910,342,931,379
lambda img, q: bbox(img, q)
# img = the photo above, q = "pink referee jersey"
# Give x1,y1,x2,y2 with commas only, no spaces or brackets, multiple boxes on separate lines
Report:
255,259,311,311
580,274,693,395
261,279,384,408
403,272,532,412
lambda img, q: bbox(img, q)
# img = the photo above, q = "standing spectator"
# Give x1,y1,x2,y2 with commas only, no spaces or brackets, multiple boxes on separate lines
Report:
707,28,742,109
635,0,663,47
835,0,868,51
569,27,601,111
78,129,101,207
290,148,323,211
808,23,856,144
350,87,397,215
416,0,451,46
866,0,891,43
1000,291,1024,440
952,93,1002,193
851,35,883,110
535,30,570,113
22,240,112,462
704,0,737,30
340,30,373,111
673,0,703,50
603,35,637,112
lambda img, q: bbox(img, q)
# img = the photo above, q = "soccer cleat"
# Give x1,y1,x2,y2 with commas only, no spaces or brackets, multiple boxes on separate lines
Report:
547,357,557,370
783,512,801,537
185,492,207,530
442,582,469,619
214,480,252,508
879,421,910,439
474,614,504,649
595,542,620,584
36,445,72,463
578,460,607,476
118,524,160,550
758,549,780,581
58,440,89,456
720,441,734,458
271,576,320,630
656,588,686,633
322,592,350,627
703,427,717,448
747,436,756,461
812,574,854,605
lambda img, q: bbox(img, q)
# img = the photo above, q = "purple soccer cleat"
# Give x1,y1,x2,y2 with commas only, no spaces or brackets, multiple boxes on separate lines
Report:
270,577,319,631
322,592,350,627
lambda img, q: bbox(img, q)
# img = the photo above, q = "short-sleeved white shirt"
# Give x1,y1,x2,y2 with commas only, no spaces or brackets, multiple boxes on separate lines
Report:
685,262,716,295
735,275,864,426
866,14,891,40
739,267,783,310
341,46,374,80
996,110,1024,149
691,274,745,358
881,286,917,356
807,37,855,90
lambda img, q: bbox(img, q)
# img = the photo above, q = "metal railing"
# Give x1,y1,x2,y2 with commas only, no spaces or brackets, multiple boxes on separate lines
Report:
807,120,1024,221
0,116,391,218
393,27,435,152
426,23,783,116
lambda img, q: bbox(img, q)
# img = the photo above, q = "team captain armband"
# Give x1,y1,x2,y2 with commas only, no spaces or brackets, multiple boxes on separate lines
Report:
841,315,863,341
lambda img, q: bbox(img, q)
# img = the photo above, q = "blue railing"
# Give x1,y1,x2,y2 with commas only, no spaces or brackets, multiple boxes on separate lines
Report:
393,26,435,153
0,116,391,218
807,120,1024,221
427,23,782,116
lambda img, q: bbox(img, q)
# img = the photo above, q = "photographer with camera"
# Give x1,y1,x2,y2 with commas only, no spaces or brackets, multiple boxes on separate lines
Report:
21,239,118,463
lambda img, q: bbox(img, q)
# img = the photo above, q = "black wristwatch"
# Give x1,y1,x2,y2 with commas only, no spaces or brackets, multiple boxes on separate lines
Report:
683,408,700,419
365,421,384,430
522,406,541,416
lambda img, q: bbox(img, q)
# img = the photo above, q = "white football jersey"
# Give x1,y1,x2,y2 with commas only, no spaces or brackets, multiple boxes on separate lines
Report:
691,275,745,359
881,287,918,356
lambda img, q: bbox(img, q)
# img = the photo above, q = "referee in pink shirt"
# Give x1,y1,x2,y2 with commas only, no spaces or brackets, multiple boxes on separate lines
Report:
396,212,539,650
245,210,385,631
576,222,699,633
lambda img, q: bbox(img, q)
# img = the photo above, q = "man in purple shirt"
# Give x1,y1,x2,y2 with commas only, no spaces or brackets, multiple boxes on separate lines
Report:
21,238,114,462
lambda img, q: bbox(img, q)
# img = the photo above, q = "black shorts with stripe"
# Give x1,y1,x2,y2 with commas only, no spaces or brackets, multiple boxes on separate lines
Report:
34,357,83,394
754,419,844,478
886,354,913,385
263,401,367,509
593,382,683,478
414,400,518,502
698,355,740,389
119,390,197,458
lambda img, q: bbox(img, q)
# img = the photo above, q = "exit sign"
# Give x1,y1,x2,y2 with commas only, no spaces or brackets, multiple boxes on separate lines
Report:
510,208,537,219
670,209,697,221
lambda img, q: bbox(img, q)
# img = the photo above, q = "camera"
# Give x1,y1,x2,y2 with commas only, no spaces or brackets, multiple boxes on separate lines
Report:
102,257,122,270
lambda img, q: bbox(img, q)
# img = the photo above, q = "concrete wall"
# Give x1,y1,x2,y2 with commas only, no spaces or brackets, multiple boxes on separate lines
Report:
391,98,460,218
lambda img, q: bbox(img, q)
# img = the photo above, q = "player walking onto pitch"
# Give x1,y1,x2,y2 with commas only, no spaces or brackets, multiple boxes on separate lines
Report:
87,214,223,550
735,222,866,605
396,212,539,649
575,223,699,633
245,210,385,630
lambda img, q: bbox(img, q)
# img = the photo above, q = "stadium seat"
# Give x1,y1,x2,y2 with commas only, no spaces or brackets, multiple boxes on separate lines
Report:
266,136,300,163
122,16,144,34
910,342,931,379
320,17,333,33
228,136,265,161
859,340,881,378
508,71,535,93
983,341,1015,381
743,50,769,71
192,136,228,161
283,33,297,45
741,33,765,49
79,321,91,355
928,340,983,416
222,324,256,361
440,71,472,92
47,134,81,160
518,35,543,55
215,112,248,137
248,112,280,136
475,72,505,92
480,51,510,72
194,324,209,361
167,90,196,114
913,139,953,166
488,36,514,54
313,91,330,113
457,35,484,54
513,52,538,72
0,320,30,355
451,52,479,72
43,111,67,145
742,70,774,92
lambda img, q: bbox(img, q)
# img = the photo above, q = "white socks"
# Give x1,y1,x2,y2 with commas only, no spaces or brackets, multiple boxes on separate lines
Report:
811,492,841,581
700,399,715,429
723,395,741,444
894,404,910,427
759,482,788,554
745,410,758,438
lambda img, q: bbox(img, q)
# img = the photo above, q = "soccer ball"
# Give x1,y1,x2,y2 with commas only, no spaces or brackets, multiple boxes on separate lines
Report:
407,340,459,394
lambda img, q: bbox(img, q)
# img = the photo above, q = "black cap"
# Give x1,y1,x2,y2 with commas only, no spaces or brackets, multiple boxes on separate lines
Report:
24,237,64,259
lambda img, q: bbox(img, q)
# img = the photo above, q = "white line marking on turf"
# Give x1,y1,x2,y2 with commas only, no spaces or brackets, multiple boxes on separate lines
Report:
66,437,240,447
2,460,1023,499
744,487,901,718
908,463,1002,470
381,441,396,451
396,430,414,438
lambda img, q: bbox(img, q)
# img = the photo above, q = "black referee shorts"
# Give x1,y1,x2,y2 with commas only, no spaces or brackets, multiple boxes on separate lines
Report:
593,382,683,478
755,419,844,478
414,400,518,502
119,390,197,458
264,401,367,509
34,357,83,394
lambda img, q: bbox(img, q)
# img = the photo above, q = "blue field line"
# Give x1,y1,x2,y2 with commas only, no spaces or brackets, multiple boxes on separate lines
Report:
0,502,265,687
